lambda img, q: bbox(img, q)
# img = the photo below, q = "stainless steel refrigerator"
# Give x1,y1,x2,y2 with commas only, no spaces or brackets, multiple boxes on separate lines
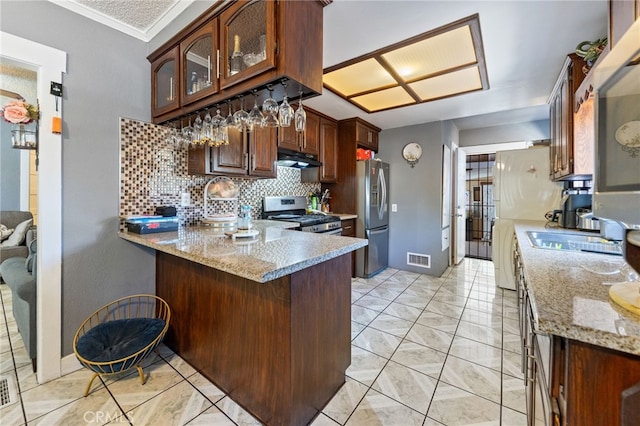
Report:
355,160,389,278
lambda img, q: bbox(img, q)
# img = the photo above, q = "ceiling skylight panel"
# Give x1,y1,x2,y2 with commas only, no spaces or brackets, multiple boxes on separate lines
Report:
323,58,397,97
381,25,477,81
351,86,415,112
410,66,482,101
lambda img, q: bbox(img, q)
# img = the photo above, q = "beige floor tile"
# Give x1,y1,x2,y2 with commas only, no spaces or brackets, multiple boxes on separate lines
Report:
311,413,341,425
371,360,437,414
28,387,122,425
415,311,459,334
404,323,454,353
346,346,388,386
390,340,446,378
448,335,503,371
186,371,225,403
124,380,212,425
352,327,402,359
345,389,426,426
502,406,528,425
215,395,261,425
382,302,422,322
427,382,501,425
440,356,502,403
368,313,414,338
322,376,369,424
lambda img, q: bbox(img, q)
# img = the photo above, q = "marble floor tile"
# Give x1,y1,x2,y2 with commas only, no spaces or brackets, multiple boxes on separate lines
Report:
16,362,39,393
351,304,379,326
503,317,520,335
460,308,502,329
311,413,341,425
351,279,375,294
502,373,527,414
415,311,459,334
346,346,388,386
427,382,501,426
368,287,402,302
503,331,523,354
448,335,503,371
28,387,123,425
430,293,468,308
352,321,366,340
390,340,446,378
465,298,504,315
352,326,402,358
376,280,412,293
502,406,528,425
393,294,432,310
371,360,437,414
402,284,439,298
503,305,520,320
434,284,471,299
468,288,502,303
424,300,464,319
186,405,236,425
503,348,524,378
124,379,212,425
21,368,101,422
187,372,226,404
322,376,369,424
455,320,502,348
107,361,186,411
405,323,454,353
345,389,426,426
215,396,262,425
368,313,414,338
440,356,502,403
382,302,422,322
0,396,25,425
353,295,392,312
384,271,419,284
352,291,364,303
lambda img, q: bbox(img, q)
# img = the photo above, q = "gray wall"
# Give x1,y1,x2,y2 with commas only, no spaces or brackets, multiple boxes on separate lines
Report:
460,119,549,146
1,1,159,355
378,121,452,277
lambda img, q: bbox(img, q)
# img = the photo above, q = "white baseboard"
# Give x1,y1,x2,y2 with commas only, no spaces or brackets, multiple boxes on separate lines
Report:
60,353,82,376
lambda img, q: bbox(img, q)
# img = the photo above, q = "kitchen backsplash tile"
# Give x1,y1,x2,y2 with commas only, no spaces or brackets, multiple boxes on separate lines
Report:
119,117,320,229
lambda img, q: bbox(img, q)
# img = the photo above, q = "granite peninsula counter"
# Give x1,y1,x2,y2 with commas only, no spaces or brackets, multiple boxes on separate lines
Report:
119,220,367,426
119,220,367,282
513,220,640,355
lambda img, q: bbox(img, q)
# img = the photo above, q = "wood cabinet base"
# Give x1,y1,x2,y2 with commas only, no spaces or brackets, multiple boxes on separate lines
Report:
156,252,351,426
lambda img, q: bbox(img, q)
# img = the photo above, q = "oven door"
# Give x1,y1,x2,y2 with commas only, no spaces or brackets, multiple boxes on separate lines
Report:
320,228,343,235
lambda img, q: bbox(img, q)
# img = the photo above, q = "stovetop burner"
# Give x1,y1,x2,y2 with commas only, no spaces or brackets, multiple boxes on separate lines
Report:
262,196,341,227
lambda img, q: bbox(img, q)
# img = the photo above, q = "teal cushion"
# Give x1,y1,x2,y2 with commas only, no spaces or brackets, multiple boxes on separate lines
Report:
76,318,165,372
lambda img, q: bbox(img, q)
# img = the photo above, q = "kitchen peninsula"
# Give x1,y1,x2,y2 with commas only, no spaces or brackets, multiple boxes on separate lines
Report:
120,220,367,425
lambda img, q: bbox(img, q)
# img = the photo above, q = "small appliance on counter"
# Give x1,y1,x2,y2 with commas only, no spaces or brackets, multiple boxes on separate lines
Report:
576,208,600,231
125,215,179,234
560,189,592,229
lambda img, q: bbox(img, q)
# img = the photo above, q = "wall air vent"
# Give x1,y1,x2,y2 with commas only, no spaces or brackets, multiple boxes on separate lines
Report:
407,252,431,269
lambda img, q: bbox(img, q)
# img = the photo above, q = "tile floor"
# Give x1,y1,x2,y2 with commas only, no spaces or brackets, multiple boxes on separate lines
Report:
0,258,526,425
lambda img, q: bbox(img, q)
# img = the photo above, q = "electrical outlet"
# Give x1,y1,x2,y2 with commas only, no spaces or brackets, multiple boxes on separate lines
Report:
181,192,190,206
391,204,397,212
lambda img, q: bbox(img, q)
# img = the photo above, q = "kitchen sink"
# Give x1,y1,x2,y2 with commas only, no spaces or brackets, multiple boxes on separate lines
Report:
526,231,623,256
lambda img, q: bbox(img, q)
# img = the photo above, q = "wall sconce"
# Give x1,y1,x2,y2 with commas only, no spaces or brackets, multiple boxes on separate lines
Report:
402,142,422,167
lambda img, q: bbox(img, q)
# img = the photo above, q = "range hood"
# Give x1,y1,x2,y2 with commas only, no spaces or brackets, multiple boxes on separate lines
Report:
276,149,322,168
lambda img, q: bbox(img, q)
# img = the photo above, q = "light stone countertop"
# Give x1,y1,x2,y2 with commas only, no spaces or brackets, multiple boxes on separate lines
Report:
514,220,640,356
119,220,367,283
330,213,357,220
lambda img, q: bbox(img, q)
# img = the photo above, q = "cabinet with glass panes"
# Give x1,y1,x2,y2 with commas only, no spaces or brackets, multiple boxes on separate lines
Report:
148,0,325,123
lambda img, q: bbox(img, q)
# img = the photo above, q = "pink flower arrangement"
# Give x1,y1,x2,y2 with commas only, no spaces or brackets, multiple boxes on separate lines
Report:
1,100,39,124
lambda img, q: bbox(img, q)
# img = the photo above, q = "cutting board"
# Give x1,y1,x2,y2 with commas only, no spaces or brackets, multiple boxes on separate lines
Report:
609,282,640,315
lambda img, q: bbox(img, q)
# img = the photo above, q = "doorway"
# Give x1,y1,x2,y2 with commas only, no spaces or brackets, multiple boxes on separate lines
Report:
465,153,495,260
1,31,66,383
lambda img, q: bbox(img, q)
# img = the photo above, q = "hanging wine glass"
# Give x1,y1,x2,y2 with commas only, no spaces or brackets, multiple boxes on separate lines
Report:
233,95,250,132
224,100,236,129
247,90,264,132
294,90,306,133
211,108,228,146
193,113,203,144
262,85,280,128
201,109,213,145
278,80,294,127
182,118,194,147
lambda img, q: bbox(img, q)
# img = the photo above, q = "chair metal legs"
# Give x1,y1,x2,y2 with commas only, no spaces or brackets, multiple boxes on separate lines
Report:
83,364,146,397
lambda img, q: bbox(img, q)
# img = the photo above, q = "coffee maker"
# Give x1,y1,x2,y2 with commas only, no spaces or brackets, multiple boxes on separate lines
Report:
560,188,592,229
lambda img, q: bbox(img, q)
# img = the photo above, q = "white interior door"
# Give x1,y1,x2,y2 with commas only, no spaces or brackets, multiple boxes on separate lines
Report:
452,144,467,264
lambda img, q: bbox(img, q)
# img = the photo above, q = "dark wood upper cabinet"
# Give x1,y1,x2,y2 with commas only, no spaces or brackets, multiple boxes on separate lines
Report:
301,112,338,183
219,0,276,90
148,0,325,124
180,21,219,107
151,46,180,117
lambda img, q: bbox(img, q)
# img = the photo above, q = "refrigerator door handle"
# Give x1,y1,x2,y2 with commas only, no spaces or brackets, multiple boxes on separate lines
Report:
379,167,386,220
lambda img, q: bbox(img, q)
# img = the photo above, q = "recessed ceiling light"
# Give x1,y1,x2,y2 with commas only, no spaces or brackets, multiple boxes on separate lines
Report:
323,14,489,113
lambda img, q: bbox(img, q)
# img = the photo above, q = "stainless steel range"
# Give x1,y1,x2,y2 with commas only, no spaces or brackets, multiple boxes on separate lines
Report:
262,196,342,234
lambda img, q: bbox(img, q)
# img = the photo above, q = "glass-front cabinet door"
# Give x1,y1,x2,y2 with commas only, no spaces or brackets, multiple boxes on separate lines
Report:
181,21,219,106
151,46,179,117
220,0,276,89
